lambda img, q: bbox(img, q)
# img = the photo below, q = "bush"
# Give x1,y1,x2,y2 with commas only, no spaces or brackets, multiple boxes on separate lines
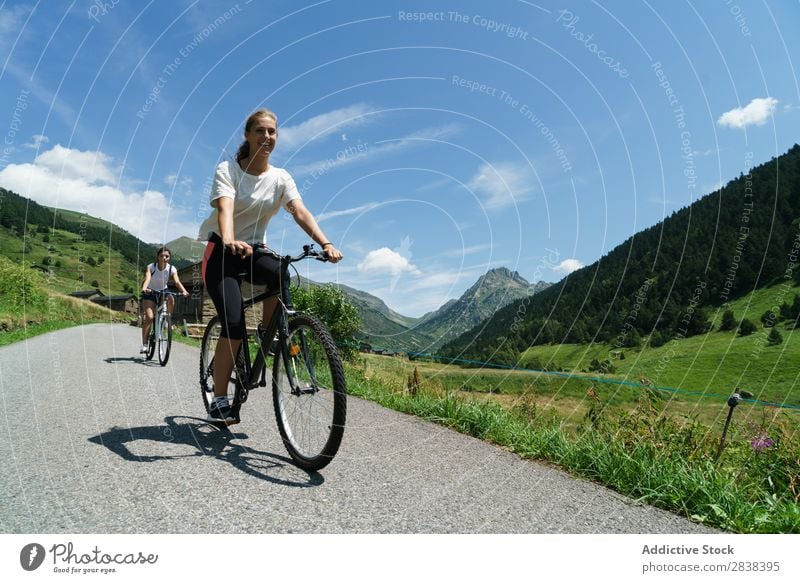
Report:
292,283,361,360
589,358,616,374
720,309,737,331
738,318,757,336
0,256,46,310
767,328,783,345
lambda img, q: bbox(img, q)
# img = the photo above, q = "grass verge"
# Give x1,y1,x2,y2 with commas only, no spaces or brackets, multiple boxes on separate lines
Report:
346,359,800,533
0,256,130,346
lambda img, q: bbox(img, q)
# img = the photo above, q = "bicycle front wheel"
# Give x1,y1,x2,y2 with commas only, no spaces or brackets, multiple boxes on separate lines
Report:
272,314,347,471
145,325,156,361
158,313,172,366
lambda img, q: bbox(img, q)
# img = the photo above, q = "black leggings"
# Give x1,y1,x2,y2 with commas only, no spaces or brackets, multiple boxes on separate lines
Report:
202,233,286,340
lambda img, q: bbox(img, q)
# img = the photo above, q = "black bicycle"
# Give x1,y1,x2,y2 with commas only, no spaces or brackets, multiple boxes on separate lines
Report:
199,244,347,471
144,289,179,366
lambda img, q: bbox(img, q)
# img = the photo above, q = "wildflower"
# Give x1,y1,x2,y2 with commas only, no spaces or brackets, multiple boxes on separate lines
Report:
751,433,775,451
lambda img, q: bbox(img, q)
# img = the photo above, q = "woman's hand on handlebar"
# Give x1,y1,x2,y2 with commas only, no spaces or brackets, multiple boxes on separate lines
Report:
224,239,253,258
323,244,343,264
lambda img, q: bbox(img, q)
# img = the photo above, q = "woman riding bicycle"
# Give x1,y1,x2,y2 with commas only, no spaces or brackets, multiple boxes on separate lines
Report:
140,246,189,354
198,108,343,424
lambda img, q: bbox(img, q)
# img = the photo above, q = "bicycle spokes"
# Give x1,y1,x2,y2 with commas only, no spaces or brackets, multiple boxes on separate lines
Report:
272,314,346,470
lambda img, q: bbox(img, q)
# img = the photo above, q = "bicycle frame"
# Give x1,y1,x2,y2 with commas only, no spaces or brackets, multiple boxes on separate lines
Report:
231,246,324,400
148,290,175,343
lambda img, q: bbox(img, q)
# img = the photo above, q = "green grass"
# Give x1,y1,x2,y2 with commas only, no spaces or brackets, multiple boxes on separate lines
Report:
347,357,800,533
0,319,110,347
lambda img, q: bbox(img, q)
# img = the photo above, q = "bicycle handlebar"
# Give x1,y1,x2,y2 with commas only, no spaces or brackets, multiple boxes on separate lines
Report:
249,243,330,264
142,289,183,298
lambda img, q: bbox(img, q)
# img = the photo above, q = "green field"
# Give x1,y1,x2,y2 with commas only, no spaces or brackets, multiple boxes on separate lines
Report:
514,281,800,410
361,278,800,432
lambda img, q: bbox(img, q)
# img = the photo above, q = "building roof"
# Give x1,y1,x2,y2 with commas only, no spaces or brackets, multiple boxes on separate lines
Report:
69,289,103,298
91,294,135,302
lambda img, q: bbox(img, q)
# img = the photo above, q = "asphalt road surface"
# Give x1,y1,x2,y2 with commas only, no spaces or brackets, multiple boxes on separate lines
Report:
0,324,717,533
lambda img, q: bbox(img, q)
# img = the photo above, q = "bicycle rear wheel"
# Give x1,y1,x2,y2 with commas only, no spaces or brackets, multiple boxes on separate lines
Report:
272,313,346,471
199,317,245,414
158,313,172,366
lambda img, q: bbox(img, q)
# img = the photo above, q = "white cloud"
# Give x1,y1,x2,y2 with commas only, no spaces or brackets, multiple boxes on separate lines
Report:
280,104,375,150
0,5,28,50
291,124,460,178
357,247,422,277
467,162,533,209
33,144,118,183
0,145,197,243
317,202,380,223
440,243,493,257
24,134,49,149
553,258,584,274
718,97,778,129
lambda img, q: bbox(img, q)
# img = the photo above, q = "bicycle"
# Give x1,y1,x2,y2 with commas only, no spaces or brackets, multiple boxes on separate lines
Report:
143,289,179,366
199,244,347,471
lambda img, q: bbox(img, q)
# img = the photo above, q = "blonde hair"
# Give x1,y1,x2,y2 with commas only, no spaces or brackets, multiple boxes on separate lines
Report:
236,108,278,163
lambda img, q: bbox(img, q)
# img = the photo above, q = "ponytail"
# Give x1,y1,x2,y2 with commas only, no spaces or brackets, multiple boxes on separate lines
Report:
236,141,249,163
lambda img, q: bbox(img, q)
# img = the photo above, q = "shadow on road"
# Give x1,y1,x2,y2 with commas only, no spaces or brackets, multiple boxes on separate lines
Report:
88,416,323,488
103,356,163,367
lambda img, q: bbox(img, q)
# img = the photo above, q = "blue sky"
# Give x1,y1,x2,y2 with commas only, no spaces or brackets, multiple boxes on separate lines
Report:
1,0,798,317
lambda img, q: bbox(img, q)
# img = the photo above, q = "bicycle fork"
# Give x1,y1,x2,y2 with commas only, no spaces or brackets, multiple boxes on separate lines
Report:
289,328,319,396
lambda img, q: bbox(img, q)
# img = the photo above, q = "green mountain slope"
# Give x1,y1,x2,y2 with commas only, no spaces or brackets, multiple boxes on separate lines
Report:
441,144,800,362
164,235,205,263
0,187,190,295
335,282,419,329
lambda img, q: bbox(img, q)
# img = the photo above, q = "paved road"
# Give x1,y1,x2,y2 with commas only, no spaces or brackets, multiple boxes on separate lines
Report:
0,324,717,533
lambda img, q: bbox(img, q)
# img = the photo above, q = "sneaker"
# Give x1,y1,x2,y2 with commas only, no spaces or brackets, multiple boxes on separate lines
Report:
207,399,239,425
140,344,149,354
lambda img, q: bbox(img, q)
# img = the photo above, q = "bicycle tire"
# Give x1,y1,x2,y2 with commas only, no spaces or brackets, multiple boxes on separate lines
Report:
272,313,346,471
199,317,245,414
158,313,172,366
145,323,156,361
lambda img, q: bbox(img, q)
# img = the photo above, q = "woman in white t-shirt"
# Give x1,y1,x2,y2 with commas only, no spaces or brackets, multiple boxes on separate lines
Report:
199,108,343,424
140,246,189,353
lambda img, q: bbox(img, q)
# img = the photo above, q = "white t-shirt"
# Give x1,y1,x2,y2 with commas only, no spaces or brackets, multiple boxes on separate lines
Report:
148,263,176,291
197,160,302,244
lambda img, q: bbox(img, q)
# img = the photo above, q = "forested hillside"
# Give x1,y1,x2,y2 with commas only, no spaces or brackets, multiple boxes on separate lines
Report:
0,187,166,266
441,144,800,363
0,187,193,295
